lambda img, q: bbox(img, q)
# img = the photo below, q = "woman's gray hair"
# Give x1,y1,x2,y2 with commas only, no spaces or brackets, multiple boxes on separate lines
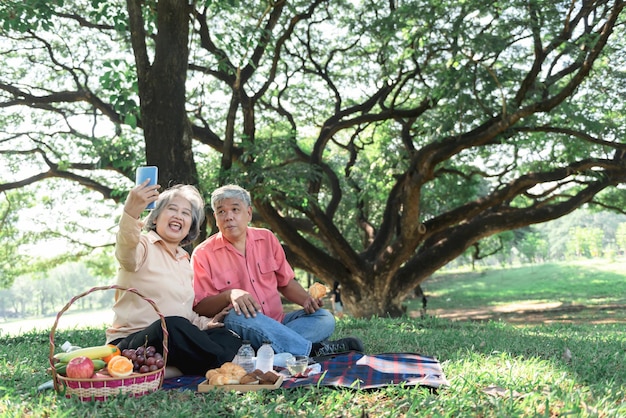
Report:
210,184,251,212
143,184,205,246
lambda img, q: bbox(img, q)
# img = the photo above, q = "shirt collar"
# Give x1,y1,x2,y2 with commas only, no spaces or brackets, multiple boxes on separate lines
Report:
146,230,190,261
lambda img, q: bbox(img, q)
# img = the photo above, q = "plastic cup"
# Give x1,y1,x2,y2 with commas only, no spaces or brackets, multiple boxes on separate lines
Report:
285,355,309,377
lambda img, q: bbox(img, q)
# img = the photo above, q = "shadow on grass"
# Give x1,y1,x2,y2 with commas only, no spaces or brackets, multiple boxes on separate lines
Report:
414,301,626,324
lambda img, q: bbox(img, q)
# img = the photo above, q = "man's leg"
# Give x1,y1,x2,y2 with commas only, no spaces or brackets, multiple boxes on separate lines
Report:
223,310,312,356
283,309,365,357
282,308,335,342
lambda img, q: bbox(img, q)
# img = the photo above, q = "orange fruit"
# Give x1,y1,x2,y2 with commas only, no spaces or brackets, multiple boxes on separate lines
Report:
107,355,134,377
102,344,121,364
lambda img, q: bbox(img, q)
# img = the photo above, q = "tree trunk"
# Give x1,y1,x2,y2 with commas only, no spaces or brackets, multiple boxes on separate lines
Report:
127,0,198,186
340,277,408,318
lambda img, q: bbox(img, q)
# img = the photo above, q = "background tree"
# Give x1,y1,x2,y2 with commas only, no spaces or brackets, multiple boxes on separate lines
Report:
616,222,626,254
0,262,105,318
565,226,605,258
516,231,549,264
0,1,625,317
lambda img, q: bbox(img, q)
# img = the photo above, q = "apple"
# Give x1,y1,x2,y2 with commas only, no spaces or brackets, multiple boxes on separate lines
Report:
65,356,95,379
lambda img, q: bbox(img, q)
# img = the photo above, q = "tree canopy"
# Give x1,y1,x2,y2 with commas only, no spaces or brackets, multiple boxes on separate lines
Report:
1,0,625,317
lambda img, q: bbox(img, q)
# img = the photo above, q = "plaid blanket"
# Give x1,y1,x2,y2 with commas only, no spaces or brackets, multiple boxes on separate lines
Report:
162,352,448,391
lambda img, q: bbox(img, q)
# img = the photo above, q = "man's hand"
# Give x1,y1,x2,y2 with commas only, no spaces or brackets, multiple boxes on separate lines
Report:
302,295,323,314
230,289,262,318
278,279,325,314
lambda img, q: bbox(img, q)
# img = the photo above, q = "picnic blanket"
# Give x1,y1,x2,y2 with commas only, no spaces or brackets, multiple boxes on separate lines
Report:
163,351,448,391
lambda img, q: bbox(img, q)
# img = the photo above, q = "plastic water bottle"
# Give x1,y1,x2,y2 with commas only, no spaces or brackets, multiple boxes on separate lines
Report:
256,341,274,373
234,340,255,373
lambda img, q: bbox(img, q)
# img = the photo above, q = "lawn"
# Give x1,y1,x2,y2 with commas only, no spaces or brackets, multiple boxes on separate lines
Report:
416,259,626,324
1,259,625,417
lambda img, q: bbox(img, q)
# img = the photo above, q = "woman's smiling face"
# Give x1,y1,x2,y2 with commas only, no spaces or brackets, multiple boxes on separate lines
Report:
154,194,193,249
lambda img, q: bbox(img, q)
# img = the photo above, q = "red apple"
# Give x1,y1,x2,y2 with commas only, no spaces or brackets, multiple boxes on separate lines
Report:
65,356,95,379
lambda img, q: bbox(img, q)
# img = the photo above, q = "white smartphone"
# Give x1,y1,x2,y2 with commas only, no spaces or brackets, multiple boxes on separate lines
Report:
135,166,158,210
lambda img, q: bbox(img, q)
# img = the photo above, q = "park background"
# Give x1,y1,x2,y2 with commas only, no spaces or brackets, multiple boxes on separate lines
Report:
1,207,625,329
1,1,625,416
2,0,626,320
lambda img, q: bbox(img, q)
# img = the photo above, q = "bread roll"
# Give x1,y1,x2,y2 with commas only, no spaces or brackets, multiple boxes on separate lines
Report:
309,282,328,299
239,373,260,384
205,362,247,385
209,373,240,386
259,371,279,385
205,368,219,380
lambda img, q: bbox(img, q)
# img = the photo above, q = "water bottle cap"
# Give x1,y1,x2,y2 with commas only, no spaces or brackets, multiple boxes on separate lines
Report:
242,340,251,344
262,340,271,344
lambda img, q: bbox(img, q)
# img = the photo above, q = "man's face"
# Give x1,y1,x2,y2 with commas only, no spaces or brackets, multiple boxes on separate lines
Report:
213,197,252,243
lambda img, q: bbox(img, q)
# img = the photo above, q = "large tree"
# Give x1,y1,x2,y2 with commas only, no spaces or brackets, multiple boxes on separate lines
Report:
1,0,625,317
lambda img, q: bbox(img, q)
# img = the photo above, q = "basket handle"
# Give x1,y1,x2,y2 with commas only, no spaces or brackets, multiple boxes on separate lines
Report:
48,285,169,389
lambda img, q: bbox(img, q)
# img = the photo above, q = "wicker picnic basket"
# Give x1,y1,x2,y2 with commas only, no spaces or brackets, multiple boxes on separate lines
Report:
49,285,169,401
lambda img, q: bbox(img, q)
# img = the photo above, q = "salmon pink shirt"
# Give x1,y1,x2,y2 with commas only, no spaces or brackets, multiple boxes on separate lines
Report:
192,227,294,322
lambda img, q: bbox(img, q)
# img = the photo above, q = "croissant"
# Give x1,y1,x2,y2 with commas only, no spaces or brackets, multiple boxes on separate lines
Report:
205,362,247,385
209,373,240,386
309,282,329,299
220,362,247,378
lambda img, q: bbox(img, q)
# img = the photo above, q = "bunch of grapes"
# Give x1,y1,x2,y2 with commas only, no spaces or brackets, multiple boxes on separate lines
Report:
121,345,165,374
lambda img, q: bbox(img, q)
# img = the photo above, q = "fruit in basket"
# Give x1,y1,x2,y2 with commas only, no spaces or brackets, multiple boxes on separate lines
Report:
65,356,95,379
53,345,118,363
121,345,164,372
102,344,121,363
107,355,134,377
55,359,106,376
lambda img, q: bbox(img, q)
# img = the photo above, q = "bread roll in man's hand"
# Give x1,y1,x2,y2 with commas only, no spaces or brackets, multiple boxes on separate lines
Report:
309,282,329,299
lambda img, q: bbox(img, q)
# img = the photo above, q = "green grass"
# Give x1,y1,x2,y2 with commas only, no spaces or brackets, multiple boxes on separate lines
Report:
414,259,626,324
2,259,626,417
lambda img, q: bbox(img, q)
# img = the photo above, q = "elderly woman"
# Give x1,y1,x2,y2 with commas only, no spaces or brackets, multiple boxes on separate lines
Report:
105,180,241,375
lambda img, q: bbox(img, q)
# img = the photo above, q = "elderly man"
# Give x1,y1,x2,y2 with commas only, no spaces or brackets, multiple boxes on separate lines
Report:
192,184,363,358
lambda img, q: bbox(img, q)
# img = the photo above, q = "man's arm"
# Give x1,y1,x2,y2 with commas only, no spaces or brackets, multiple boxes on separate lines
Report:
192,245,262,318
192,247,233,317
193,292,233,318
194,289,262,318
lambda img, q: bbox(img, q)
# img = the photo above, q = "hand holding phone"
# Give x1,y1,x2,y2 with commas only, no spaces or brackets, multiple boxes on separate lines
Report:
135,166,158,210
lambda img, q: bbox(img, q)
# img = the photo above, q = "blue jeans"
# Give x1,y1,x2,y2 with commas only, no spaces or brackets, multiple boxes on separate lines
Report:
223,308,335,356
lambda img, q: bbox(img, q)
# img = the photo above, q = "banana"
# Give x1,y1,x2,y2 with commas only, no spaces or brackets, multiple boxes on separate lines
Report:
53,345,117,363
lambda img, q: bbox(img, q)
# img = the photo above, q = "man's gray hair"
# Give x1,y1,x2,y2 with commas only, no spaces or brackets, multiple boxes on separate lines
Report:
210,184,252,212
